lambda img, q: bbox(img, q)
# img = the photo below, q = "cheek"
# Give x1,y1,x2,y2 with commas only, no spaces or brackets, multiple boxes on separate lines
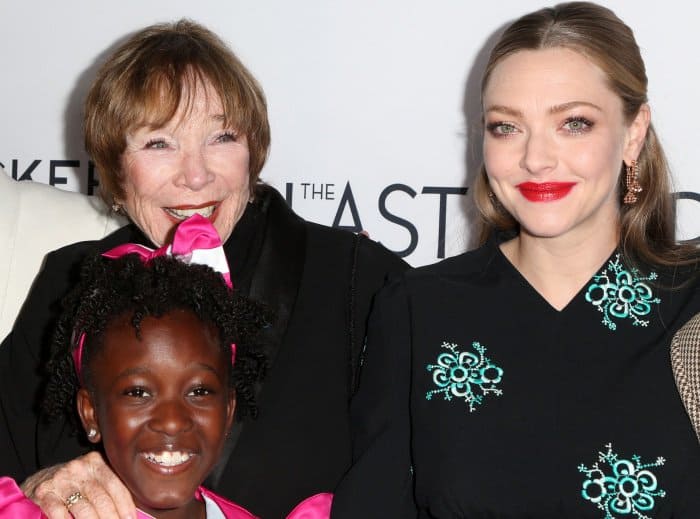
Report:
567,138,622,184
483,141,517,184
198,406,230,444
120,152,177,203
98,406,144,450
121,168,159,204
215,149,250,190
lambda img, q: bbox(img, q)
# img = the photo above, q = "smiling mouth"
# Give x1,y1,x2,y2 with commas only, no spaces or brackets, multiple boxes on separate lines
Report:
142,450,194,467
517,182,576,202
164,204,218,220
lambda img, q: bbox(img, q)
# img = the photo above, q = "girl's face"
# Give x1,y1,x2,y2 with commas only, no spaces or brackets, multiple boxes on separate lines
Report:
482,47,649,244
77,310,235,517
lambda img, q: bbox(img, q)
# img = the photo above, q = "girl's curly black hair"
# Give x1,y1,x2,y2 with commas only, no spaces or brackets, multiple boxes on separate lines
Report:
43,252,268,428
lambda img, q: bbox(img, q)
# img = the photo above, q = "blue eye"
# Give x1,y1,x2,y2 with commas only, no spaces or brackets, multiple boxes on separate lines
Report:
563,116,593,134
486,121,518,137
145,139,168,149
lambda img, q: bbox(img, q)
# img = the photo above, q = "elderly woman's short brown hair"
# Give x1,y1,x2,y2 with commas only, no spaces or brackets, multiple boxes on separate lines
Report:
84,19,270,206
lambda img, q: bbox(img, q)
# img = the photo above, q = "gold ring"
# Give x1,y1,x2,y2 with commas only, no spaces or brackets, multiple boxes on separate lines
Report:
65,491,85,509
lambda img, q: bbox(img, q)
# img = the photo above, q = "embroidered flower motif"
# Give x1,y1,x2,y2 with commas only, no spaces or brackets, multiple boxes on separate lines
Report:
585,255,660,331
579,443,666,519
425,341,503,412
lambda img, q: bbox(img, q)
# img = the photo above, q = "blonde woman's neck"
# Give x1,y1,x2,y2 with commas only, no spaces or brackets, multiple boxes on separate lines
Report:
500,225,618,311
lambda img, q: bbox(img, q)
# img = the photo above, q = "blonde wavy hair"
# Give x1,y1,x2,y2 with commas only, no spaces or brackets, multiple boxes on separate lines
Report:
474,2,697,267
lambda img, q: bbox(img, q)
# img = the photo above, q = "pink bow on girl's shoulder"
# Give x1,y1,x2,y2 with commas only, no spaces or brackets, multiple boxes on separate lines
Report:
0,477,46,518
286,492,333,519
195,487,332,519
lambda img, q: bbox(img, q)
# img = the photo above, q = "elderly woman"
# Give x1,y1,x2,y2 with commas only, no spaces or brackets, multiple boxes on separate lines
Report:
0,20,406,519
332,2,700,517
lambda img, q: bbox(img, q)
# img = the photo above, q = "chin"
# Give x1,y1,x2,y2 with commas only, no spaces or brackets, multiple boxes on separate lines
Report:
520,223,575,240
135,489,197,512
128,473,204,513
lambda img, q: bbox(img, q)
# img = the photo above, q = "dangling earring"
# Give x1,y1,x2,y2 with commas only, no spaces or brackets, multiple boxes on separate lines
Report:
488,189,504,212
623,159,642,204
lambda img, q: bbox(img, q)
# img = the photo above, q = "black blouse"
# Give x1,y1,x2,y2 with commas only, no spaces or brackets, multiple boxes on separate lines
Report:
333,240,700,518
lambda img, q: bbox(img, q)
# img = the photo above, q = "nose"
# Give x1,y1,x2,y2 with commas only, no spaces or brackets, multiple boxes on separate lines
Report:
520,128,557,175
176,148,214,191
149,398,194,435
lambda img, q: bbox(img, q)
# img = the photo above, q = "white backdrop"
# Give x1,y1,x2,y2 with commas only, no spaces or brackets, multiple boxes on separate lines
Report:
2,1,699,265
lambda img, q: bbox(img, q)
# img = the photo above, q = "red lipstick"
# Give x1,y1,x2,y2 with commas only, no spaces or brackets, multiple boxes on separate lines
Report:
516,182,576,202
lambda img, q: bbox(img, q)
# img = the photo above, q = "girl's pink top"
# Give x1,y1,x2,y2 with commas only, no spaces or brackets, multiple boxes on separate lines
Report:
0,477,332,519
0,477,46,518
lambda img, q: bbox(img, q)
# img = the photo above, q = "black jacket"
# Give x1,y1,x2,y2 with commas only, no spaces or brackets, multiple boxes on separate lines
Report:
0,186,407,518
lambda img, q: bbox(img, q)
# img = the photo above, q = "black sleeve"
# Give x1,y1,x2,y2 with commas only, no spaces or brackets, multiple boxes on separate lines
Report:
0,252,69,479
332,279,417,518
349,237,409,393
0,227,139,480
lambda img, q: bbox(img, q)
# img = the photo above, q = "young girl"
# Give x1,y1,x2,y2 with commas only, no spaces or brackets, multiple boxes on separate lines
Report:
0,216,331,518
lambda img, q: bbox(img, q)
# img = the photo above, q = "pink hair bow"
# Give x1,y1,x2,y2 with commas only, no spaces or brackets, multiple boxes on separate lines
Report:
72,214,236,380
102,213,232,288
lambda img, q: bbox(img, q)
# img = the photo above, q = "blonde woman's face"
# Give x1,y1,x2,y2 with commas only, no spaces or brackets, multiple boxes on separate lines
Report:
482,47,648,243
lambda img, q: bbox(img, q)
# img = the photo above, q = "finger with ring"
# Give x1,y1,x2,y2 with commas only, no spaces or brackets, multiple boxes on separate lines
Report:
65,491,86,509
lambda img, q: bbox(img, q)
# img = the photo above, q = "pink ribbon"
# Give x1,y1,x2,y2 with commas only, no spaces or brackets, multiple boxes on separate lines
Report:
192,488,333,518
72,214,235,380
102,213,232,288
285,493,333,518
71,332,87,384
0,477,47,518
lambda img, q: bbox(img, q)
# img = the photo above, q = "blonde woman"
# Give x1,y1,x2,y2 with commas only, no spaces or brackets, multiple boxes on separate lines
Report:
333,2,700,517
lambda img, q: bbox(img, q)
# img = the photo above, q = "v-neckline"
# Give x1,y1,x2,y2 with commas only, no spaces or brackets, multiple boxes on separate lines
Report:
493,241,618,314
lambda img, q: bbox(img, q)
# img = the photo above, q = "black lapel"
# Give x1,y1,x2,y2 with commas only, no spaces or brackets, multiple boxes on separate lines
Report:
207,185,307,487
247,186,308,369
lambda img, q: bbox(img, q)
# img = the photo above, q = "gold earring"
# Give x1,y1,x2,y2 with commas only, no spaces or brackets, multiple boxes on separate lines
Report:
623,159,642,204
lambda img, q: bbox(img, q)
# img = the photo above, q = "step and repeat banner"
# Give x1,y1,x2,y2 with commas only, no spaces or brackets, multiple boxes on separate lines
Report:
1,1,698,265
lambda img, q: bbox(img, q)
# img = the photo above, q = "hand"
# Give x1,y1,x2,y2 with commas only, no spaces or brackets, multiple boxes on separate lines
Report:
20,451,135,519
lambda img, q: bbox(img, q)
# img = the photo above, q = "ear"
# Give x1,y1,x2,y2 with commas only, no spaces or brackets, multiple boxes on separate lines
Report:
76,388,102,443
623,103,650,165
225,390,236,434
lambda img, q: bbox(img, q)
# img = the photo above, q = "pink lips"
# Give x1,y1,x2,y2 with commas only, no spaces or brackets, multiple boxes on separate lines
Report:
516,182,576,202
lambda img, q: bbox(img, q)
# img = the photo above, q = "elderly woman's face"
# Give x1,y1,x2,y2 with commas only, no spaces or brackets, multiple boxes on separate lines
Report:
119,82,250,246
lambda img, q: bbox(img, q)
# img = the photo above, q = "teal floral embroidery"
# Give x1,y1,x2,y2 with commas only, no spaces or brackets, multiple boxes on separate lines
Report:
585,255,660,331
425,341,503,412
578,443,666,519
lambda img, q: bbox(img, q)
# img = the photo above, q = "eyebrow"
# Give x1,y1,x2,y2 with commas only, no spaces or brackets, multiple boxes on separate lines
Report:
112,363,220,382
114,366,149,380
549,101,603,114
484,101,603,117
484,104,523,118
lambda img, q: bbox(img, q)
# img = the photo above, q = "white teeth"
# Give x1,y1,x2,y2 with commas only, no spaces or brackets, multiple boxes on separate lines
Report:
165,205,216,219
144,451,192,466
